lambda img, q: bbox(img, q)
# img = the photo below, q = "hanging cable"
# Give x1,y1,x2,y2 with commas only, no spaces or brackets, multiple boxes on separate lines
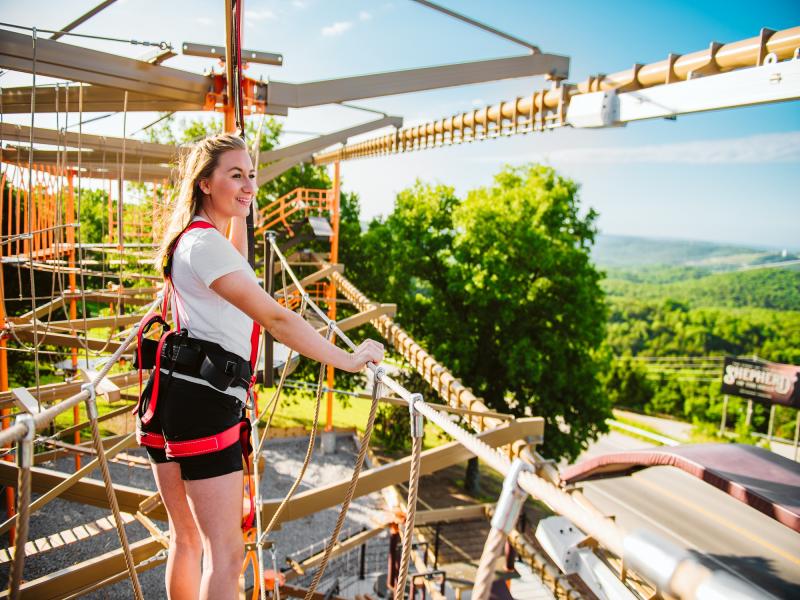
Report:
0,22,172,50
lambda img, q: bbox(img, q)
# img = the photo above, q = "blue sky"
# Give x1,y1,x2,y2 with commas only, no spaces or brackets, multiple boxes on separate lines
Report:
2,0,799,248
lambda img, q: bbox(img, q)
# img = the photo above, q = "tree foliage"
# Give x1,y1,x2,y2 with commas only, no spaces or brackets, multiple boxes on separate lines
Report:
348,165,609,460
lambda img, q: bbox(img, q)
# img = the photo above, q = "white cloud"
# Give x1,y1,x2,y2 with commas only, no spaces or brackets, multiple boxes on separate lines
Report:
195,16,213,26
471,98,485,108
245,9,276,21
322,21,353,36
473,131,800,166
359,10,372,21
292,0,308,8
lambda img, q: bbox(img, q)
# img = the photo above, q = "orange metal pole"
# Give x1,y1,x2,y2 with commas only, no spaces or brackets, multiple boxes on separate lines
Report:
0,181,14,541
325,162,341,432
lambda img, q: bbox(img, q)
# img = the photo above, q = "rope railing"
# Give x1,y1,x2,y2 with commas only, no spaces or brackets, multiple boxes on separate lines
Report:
265,238,420,599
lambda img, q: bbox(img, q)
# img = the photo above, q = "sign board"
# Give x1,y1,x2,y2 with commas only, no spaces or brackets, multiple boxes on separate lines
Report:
721,357,800,408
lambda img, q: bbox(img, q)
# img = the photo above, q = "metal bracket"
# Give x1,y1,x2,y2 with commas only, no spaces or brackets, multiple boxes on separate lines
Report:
15,412,35,468
409,393,425,439
491,458,532,534
81,382,98,420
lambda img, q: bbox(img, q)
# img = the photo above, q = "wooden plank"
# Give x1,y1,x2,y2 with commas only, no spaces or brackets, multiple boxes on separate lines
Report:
260,418,543,525
0,536,164,599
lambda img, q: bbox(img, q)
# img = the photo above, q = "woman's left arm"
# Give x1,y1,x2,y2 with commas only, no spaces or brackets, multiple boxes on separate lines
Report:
228,201,253,259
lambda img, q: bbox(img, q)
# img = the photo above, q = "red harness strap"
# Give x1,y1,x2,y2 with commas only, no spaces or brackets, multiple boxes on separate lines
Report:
135,421,255,529
135,219,261,530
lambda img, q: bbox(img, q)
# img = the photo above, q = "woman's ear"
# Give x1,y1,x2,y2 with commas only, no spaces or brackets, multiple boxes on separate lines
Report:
198,178,211,195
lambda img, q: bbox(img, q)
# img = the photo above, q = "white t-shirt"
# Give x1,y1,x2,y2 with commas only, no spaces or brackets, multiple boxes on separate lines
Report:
163,216,258,402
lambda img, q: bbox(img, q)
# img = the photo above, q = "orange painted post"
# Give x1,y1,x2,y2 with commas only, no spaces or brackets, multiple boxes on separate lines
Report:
66,172,81,468
0,176,14,542
325,162,341,432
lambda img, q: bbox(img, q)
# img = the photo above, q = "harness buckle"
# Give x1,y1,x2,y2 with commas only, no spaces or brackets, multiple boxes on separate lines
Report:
224,360,237,377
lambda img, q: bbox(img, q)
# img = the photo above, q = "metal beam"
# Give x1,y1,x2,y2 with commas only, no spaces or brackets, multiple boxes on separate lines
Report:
0,84,202,114
256,116,403,184
1,147,170,166
182,41,283,66
259,417,543,526
0,29,209,102
49,0,120,41
568,59,800,127
0,123,176,159
266,53,569,107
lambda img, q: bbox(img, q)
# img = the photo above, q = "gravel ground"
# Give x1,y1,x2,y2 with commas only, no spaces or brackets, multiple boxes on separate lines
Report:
0,434,386,599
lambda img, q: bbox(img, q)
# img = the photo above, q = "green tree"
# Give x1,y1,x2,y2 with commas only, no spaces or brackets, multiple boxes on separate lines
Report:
353,165,609,461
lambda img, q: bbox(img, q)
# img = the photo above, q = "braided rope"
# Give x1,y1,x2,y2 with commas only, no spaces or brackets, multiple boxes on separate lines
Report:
85,409,143,599
303,379,382,599
471,527,506,600
7,464,31,599
393,434,423,600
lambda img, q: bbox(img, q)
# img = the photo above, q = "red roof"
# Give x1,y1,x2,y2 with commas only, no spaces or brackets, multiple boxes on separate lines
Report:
561,444,800,533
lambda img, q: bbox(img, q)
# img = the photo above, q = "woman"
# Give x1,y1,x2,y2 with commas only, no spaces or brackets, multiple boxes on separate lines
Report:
143,133,384,599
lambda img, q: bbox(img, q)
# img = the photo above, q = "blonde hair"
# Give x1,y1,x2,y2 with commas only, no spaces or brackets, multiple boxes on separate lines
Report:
155,132,247,274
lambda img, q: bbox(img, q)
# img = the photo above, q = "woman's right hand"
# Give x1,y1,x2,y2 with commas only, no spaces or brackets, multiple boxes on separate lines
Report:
343,339,385,373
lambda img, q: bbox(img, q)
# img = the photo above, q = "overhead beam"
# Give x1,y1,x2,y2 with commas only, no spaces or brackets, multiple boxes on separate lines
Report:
49,0,120,41
0,29,209,102
266,53,569,108
182,41,283,66
0,124,176,160
568,59,800,127
0,84,202,114
1,147,170,166
256,115,403,184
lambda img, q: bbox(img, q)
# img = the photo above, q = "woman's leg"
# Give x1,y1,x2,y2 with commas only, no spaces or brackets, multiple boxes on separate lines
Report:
184,470,245,600
152,461,203,599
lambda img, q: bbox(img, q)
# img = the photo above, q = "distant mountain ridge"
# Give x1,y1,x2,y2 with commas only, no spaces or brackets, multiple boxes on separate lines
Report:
592,234,798,269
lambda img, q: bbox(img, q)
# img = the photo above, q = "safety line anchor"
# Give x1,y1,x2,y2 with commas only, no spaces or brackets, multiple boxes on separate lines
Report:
491,458,532,534
409,393,425,439
14,413,35,469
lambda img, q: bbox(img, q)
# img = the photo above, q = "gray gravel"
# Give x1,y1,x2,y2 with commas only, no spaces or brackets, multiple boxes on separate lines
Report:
0,434,385,598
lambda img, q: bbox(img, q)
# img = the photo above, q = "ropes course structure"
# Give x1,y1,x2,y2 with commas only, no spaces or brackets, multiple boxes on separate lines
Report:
0,3,797,599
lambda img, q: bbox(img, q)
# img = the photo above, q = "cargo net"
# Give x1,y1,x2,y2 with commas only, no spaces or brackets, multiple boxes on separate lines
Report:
287,526,389,595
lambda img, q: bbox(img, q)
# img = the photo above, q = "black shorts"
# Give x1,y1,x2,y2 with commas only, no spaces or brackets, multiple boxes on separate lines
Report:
138,373,245,481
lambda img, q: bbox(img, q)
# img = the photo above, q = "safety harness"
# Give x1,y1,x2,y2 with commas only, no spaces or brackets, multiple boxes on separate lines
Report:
133,220,261,529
